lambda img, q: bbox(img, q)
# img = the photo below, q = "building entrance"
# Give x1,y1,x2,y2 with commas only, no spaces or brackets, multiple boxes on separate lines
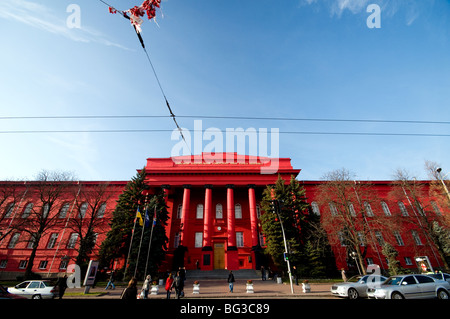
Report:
214,243,225,269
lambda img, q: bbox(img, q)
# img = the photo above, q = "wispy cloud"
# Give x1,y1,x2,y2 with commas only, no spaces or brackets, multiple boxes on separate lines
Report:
0,0,129,49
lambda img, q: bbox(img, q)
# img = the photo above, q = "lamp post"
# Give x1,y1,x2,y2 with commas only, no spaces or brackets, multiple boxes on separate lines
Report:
270,199,294,294
436,168,450,203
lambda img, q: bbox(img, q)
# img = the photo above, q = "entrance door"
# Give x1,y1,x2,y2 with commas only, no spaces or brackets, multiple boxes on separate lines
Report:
214,243,225,269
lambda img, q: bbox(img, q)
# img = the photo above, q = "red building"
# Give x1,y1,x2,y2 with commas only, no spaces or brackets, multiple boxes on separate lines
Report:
0,153,448,279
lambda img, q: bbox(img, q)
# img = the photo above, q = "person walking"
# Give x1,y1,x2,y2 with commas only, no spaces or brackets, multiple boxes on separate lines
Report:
227,271,235,293
165,273,174,299
173,271,184,299
105,270,116,290
141,275,151,299
55,274,68,299
261,266,266,281
341,268,347,282
121,277,138,300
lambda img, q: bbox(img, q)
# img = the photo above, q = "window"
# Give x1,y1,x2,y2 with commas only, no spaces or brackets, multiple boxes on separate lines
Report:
18,260,27,269
42,203,50,218
338,231,346,246
393,231,404,246
256,204,261,218
196,204,204,219
364,202,374,217
236,232,244,247
366,257,374,265
374,231,384,245
4,203,15,218
311,202,320,216
259,232,265,246
97,203,106,218
174,232,181,248
430,201,442,216
348,202,356,216
415,275,434,284
195,232,203,248
67,233,78,249
381,201,391,216
58,203,70,218
404,257,413,265
402,276,417,285
8,233,20,249
411,230,423,245
235,203,242,219
329,202,338,216
59,260,68,270
47,233,58,249
357,232,365,246
22,203,33,218
79,202,88,218
398,202,409,216
177,204,182,219
216,203,223,219
0,260,7,269
27,233,37,249
38,260,48,269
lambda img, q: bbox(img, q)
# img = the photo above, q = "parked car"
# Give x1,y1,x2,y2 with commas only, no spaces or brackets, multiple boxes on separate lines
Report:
331,274,388,299
367,274,450,299
8,280,57,299
428,272,450,284
0,284,26,299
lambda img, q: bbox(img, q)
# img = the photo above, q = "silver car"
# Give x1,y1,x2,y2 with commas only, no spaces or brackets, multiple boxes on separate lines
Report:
368,274,450,299
428,272,450,284
8,280,57,299
331,275,387,299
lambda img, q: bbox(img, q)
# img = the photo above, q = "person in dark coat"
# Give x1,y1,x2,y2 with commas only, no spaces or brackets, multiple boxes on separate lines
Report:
227,271,235,293
121,277,138,300
55,275,68,299
173,271,184,299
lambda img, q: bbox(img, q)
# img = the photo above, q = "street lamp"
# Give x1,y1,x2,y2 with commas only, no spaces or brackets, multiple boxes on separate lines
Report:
436,168,450,203
350,251,362,275
270,199,294,294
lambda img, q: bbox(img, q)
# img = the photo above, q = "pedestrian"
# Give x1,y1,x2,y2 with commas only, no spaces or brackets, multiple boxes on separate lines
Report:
121,277,138,300
341,268,347,282
55,274,68,299
105,270,116,290
141,275,151,299
173,271,184,299
261,266,266,281
227,271,235,293
165,273,174,299
292,266,299,285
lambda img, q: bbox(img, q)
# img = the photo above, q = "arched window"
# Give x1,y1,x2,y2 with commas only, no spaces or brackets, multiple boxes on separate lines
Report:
381,201,392,216
22,203,33,218
216,203,223,219
58,203,70,219
79,202,88,218
196,204,204,219
311,202,320,216
235,203,242,219
97,203,106,218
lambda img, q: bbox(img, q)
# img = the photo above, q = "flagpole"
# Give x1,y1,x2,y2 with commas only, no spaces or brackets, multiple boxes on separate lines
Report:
143,201,158,280
124,205,139,280
134,204,148,278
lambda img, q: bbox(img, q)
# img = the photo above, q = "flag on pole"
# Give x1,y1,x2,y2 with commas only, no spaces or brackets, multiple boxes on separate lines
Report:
144,207,150,228
136,206,144,227
152,206,157,226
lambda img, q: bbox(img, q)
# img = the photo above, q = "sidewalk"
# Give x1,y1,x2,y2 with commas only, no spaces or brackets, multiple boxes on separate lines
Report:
63,279,336,299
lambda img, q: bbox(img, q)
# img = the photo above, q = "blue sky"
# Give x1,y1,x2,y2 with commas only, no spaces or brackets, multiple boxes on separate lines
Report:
0,0,449,181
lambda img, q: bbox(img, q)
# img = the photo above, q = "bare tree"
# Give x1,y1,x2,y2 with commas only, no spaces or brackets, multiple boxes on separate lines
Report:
317,168,393,275
391,168,449,271
67,182,116,268
13,170,77,279
0,181,28,243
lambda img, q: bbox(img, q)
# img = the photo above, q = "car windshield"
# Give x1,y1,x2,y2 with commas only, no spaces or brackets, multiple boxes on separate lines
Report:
347,276,363,283
384,277,403,285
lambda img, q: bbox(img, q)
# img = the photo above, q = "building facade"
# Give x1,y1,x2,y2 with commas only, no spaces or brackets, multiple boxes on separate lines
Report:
0,153,448,279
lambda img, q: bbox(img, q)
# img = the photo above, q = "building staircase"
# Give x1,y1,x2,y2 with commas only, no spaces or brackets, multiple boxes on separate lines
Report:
185,269,261,280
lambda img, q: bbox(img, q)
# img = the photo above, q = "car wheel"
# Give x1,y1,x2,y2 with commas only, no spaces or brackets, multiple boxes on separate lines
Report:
437,289,449,299
32,294,42,299
347,288,359,299
391,292,404,299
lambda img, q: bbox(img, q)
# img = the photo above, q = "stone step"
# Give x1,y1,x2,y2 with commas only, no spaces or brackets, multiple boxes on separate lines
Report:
185,269,261,279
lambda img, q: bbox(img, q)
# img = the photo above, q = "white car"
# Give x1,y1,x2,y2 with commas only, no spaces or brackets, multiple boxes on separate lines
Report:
8,280,57,299
331,275,387,299
368,274,450,299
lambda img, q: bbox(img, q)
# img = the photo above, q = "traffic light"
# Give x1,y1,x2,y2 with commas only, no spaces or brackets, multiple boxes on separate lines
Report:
284,252,290,261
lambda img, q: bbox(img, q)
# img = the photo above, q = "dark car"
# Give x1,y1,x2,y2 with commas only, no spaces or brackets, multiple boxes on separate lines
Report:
0,284,26,299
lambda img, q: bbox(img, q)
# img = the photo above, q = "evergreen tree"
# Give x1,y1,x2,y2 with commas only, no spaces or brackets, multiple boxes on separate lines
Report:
382,242,404,276
98,169,148,278
260,175,309,274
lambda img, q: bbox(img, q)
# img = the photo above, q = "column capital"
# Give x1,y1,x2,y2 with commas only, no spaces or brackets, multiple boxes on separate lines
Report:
225,184,234,189
161,184,171,190
204,184,213,189
182,184,191,189
247,184,256,189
